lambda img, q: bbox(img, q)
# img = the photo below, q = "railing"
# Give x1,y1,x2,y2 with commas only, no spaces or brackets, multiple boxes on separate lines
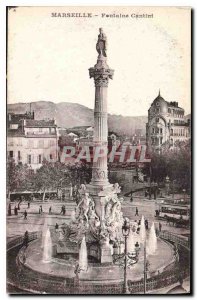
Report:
7,230,190,294
7,232,40,251
159,230,190,249
128,268,190,293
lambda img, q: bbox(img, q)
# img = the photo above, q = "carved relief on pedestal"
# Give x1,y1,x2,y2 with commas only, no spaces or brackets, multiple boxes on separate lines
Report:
92,168,107,181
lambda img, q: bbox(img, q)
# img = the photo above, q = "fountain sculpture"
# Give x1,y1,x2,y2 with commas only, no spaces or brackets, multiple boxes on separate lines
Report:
17,30,176,292
56,28,125,264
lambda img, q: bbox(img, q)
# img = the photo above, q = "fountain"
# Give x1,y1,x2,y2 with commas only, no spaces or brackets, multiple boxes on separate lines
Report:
16,29,176,293
42,228,52,263
41,217,48,249
147,222,157,255
140,215,146,244
79,236,88,271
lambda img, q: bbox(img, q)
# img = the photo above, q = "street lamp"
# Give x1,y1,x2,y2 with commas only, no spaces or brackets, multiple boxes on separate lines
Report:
165,175,170,196
122,218,130,294
143,237,147,294
182,189,186,202
149,164,152,200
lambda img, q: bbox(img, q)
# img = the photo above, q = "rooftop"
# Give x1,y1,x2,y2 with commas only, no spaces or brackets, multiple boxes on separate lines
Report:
25,119,56,127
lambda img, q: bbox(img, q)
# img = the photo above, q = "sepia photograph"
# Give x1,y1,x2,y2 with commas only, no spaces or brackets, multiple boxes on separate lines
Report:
6,6,191,295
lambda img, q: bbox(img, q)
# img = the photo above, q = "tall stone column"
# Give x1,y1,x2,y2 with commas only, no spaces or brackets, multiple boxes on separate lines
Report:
88,29,114,193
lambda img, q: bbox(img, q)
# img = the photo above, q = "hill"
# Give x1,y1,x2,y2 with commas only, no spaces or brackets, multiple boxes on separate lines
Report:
7,101,147,136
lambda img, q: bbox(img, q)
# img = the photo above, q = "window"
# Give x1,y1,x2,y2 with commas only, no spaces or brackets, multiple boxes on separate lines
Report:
9,151,13,158
8,138,14,146
18,151,21,160
160,137,163,145
152,128,155,134
10,124,18,129
49,127,55,134
49,140,55,147
38,154,42,164
156,118,159,123
28,154,31,164
160,128,163,134
50,154,53,160
38,140,44,148
28,140,34,148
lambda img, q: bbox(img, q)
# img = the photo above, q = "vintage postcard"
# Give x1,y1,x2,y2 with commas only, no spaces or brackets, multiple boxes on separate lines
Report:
7,6,191,295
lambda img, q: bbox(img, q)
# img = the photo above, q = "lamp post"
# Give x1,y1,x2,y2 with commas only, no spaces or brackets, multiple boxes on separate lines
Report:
149,164,152,200
122,218,130,294
165,175,170,196
143,237,147,294
182,189,186,202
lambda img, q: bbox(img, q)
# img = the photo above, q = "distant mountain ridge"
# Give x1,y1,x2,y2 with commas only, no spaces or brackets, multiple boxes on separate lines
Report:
7,101,147,136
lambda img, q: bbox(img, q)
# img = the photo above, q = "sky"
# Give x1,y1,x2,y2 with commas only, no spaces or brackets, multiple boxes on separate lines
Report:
7,6,191,116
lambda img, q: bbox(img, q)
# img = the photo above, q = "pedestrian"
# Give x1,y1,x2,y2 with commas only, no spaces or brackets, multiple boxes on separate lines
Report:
40,205,43,214
159,222,162,232
39,208,41,214
17,202,20,210
130,192,133,202
55,223,59,230
145,190,148,197
135,207,139,216
28,201,30,209
49,206,52,215
14,206,18,216
8,203,12,216
145,219,148,230
24,210,27,220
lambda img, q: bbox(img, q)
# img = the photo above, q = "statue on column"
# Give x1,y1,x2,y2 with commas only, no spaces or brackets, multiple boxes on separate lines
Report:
96,28,107,57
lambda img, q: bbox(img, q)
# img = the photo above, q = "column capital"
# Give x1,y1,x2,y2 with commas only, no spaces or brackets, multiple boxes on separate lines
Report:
89,67,114,87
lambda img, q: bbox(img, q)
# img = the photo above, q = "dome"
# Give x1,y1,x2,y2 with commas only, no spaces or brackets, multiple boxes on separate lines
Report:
151,91,168,114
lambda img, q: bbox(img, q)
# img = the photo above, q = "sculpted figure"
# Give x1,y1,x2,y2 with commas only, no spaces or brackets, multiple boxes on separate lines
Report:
96,28,107,57
113,183,121,194
78,184,86,195
77,193,92,223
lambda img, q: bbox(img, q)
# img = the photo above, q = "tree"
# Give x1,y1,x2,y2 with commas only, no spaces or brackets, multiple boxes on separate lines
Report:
142,140,191,192
33,160,70,201
7,159,33,198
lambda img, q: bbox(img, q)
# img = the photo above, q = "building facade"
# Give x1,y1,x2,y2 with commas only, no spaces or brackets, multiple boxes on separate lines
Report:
7,112,58,170
146,92,190,152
